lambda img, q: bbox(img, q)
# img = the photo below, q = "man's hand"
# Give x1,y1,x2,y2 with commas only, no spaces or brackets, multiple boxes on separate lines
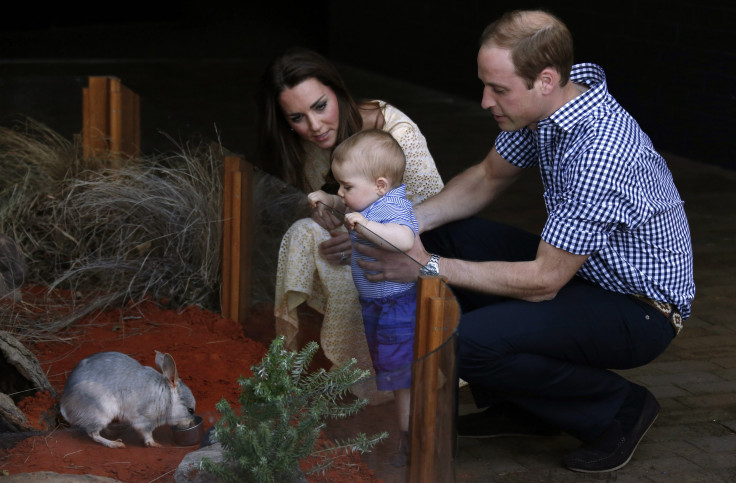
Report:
318,230,352,266
355,235,430,283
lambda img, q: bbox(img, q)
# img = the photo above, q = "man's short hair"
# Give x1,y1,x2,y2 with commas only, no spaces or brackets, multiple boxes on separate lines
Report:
480,9,574,88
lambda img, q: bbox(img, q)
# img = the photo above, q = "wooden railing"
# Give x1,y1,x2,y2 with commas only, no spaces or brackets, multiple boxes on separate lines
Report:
410,275,460,482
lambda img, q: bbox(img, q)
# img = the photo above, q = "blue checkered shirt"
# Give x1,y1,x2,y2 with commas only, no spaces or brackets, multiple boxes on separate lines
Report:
351,184,419,299
495,63,695,318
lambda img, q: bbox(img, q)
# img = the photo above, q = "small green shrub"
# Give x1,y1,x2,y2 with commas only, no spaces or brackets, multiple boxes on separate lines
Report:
201,335,387,482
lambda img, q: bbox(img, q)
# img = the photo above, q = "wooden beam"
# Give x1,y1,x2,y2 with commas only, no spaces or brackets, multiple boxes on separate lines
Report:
221,169,234,320
82,77,111,159
82,76,140,162
221,156,253,324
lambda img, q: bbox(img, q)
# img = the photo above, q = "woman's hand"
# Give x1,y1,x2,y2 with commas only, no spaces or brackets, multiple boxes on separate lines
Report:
318,230,352,266
355,236,430,283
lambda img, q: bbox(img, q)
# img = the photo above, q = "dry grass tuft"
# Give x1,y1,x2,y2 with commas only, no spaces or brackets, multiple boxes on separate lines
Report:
0,118,308,344
0,117,105,199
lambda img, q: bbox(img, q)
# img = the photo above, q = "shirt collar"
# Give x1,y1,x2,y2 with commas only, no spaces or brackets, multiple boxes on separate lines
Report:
362,184,407,214
539,63,608,132
384,184,407,199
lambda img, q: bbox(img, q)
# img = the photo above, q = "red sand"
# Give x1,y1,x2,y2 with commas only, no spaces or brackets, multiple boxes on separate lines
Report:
0,299,379,482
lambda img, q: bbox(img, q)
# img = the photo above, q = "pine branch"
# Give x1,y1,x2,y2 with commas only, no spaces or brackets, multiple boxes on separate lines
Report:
201,336,387,481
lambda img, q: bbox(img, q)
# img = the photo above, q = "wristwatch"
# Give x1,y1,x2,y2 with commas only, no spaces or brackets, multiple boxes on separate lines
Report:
420,253,440,276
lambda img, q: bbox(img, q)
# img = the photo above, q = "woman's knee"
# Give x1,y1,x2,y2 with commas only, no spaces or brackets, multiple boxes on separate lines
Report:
280,218,329,254
284,217,325,240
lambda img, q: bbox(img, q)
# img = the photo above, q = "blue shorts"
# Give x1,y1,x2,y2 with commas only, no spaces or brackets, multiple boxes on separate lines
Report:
360,286,417,391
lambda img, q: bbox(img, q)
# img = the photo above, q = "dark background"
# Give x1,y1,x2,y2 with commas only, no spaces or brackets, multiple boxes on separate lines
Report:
1,0,734,169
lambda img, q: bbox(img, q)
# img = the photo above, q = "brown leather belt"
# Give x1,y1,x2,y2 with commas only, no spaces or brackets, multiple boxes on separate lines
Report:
633,295,683,336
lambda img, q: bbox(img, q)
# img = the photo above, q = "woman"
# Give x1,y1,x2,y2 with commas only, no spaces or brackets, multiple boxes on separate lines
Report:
257,47,443,401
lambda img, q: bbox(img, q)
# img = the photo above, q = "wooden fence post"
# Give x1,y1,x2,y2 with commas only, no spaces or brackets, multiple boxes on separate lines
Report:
82,76,140,162
221,156,253,324
409,275,460,482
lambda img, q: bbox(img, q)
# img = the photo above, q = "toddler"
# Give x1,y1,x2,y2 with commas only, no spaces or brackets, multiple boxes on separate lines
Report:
308,129,418,466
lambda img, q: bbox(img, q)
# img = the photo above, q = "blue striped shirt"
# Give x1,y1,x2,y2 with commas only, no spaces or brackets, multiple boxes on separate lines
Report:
496,63,695,318
351,184,419,299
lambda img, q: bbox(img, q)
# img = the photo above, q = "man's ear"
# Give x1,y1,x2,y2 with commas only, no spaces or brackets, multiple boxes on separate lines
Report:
538,67,559,94
376,177,389,195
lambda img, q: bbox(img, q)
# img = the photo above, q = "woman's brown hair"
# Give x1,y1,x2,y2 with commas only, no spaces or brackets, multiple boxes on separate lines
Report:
256,47,364,192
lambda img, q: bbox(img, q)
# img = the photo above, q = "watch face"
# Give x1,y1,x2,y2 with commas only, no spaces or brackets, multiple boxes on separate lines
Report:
421,255,439,276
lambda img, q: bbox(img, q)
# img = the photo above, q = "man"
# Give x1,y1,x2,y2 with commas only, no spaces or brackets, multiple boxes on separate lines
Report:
358,9,694,473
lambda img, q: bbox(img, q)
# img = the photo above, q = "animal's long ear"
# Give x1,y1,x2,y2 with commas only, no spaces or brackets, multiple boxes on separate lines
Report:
156,351,179,388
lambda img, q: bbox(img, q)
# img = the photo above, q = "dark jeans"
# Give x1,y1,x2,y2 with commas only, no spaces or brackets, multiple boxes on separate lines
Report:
421,218,675,442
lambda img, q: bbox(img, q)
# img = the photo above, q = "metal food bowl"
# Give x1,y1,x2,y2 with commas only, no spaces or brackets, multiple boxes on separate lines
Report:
172,415,204,446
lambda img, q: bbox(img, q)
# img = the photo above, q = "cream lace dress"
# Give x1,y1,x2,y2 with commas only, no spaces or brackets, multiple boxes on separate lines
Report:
273,101,444,401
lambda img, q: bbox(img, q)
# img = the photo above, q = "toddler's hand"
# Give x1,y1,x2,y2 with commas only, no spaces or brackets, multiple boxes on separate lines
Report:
308,190,343,231
307,190,329,209
344,212,367,231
